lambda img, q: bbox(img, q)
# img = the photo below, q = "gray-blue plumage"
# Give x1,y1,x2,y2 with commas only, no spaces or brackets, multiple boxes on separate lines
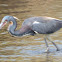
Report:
22,16,62,34
0,16,62,36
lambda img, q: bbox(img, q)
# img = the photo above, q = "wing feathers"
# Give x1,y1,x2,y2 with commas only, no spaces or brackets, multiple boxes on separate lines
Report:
32,20,61,34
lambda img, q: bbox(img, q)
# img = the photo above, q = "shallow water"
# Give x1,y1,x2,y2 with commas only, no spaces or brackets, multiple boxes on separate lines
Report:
0,0,62,62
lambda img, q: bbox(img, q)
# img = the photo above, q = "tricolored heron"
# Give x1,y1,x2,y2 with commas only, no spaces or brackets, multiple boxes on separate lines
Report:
0,15,61,52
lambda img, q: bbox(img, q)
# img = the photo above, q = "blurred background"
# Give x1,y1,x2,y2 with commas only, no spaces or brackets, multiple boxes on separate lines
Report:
0,0,62,62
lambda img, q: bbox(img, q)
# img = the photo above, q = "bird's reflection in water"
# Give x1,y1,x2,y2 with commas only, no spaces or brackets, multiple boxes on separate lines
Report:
46,53,53,62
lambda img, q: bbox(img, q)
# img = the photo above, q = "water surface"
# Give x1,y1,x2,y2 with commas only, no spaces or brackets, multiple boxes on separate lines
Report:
0,0,62,62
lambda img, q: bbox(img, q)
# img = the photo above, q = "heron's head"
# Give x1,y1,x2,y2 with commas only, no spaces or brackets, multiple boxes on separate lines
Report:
0,15,19,29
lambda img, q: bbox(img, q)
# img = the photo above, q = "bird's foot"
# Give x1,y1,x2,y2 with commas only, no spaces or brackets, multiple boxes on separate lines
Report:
56,48,60,51
45,47,50,53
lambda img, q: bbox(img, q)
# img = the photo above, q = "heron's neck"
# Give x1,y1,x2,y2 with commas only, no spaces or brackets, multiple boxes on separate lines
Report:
8,19,18,36
8,18,34,36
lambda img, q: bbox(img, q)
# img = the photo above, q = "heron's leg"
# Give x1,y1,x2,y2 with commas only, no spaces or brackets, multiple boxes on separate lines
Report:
46,35,59,51
44,35,49,52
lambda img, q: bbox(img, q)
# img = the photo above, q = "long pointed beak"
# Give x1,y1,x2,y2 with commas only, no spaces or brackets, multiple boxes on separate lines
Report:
0,23,3,29
0,22,7,29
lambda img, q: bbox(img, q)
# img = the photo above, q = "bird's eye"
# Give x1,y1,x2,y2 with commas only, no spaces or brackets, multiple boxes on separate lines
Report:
5,20,7,21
